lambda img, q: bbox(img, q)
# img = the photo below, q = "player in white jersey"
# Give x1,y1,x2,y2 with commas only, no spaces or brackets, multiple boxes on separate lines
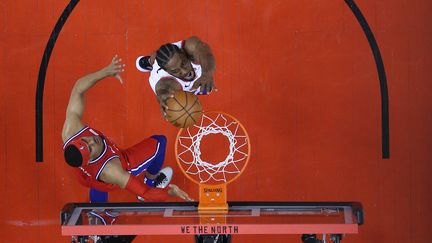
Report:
136,36,216,118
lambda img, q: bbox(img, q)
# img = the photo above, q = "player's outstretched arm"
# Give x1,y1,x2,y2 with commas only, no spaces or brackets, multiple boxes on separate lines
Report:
62,55,125,142
184,36,217,93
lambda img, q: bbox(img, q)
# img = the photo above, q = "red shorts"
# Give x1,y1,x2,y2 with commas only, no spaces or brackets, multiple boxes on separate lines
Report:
121,137,160,175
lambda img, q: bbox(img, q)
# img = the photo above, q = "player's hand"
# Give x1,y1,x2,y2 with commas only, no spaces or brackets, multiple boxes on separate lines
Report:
168,184,194,202
157,91,175,120
191,73,217,94
102,55,125,84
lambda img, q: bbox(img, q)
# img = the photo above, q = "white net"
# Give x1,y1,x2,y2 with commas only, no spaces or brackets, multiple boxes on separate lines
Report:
176,112,250,184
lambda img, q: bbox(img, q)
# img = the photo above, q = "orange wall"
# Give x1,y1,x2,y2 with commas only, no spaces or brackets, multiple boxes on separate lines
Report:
0,0,431,242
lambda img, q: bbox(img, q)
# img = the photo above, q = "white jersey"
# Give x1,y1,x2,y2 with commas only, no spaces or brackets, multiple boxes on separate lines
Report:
149,40,202,94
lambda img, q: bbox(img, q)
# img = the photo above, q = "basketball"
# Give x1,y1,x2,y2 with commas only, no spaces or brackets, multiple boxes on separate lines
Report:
165,91,202,128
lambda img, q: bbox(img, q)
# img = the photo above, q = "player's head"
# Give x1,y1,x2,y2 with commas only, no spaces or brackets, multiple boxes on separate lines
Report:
64,136,104,167
156,43,195,81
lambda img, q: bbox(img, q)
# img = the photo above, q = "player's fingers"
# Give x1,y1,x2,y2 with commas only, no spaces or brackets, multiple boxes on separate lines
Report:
161,96,170,104
191,81,201,90
115,64,126,71
185,194,194,201
162,92,173,100
179,193,187,201
160,106,168,121
115,74,123,84
112,54,118,62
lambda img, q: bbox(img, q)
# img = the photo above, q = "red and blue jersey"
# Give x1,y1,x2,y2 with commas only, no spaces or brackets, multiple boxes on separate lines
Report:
63,126,123,191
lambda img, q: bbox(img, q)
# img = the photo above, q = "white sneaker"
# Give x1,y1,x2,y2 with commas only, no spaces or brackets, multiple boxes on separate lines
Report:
154,166,173,188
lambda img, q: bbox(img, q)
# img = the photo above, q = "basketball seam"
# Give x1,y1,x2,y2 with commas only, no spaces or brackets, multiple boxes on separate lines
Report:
186,96,201,123
171,92,200,126
169,111,189,123
172,91,188,110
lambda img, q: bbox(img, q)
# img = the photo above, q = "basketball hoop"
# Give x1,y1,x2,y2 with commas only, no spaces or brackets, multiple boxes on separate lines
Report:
175,111,251,212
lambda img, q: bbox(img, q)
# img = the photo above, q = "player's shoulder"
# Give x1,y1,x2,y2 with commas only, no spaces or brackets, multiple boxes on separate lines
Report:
62,118,86,143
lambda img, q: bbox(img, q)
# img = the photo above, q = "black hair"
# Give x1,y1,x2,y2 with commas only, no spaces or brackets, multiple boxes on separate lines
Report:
156,43,181,68
64,145,83,167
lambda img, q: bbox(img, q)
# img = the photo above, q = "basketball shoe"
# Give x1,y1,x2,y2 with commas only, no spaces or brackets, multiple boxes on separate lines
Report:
136,56,153,72
144,166,173,189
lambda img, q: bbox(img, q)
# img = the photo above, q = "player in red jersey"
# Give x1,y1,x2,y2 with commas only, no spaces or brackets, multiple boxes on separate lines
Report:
62,55,192,203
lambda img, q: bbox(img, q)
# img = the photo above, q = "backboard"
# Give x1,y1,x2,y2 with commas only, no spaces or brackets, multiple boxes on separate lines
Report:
61,201,363,242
